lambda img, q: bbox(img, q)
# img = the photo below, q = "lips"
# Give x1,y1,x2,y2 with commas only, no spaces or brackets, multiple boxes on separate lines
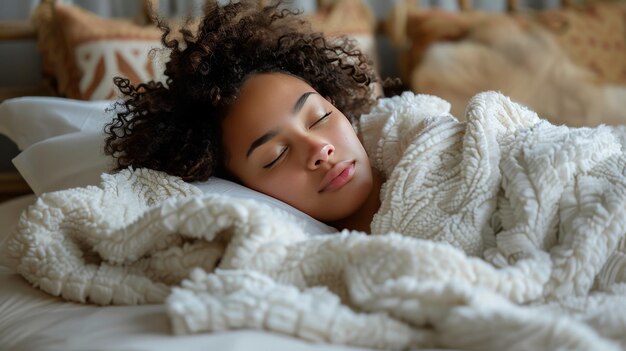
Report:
318,160,355,193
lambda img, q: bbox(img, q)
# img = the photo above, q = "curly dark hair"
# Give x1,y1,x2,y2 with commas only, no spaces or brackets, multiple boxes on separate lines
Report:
104,0,378,182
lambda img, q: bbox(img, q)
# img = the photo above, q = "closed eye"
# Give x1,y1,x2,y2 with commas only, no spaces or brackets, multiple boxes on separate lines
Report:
262,111,331,169
263,147,288,169
309,111,332,128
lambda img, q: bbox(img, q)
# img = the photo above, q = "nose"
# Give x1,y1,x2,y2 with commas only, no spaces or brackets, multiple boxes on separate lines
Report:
307,140,334,170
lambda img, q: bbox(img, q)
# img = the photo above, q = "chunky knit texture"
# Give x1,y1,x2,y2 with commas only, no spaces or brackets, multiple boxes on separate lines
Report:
6,91,626,350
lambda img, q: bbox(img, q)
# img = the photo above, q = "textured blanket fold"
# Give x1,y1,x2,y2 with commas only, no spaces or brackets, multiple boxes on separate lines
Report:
6,91,626,350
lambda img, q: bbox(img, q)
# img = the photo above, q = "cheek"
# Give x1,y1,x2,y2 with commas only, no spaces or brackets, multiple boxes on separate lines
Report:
259,170,307,199
228,156,308,203
334,121,363,153
254,169,317,212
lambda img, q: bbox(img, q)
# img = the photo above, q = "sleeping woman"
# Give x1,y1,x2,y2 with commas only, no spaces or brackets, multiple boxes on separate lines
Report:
105,0,383,232
8,1,626,347
104,0,626,263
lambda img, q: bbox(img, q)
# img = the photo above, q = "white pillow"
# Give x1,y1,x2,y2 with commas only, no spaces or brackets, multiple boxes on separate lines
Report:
11,131,113,195
0,97,114,150
194,178,337,235
2,97,336,235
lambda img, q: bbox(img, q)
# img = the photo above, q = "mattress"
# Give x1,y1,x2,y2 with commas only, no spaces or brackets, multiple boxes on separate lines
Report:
0,195,376,351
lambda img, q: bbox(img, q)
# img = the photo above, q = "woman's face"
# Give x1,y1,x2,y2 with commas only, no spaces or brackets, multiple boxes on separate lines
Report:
222,72,374,222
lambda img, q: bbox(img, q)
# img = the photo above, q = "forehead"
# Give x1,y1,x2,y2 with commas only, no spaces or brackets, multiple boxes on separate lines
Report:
234,73,315,113
222,72,318,155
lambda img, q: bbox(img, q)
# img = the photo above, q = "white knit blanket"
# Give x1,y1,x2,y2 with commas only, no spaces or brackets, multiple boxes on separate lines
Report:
6,92,626,351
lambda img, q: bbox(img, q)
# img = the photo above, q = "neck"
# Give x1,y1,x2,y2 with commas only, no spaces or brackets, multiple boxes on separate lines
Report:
328,168,382,233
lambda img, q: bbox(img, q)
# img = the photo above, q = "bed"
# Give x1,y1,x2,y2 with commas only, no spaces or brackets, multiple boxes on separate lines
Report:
2,1,626,351
0,195,367,351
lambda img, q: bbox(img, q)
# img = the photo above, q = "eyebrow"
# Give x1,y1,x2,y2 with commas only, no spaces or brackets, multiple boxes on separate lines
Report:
246,91,316,158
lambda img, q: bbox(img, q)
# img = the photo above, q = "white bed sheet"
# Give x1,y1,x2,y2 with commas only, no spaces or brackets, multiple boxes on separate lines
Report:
0,195,378,351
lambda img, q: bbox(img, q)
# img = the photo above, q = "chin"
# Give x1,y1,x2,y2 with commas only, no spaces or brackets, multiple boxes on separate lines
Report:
317,206,358,223
317,178,372,222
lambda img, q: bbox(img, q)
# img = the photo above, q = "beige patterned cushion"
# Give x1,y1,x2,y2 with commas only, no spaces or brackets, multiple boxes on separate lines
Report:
32,2,163,100
536,2,626,84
